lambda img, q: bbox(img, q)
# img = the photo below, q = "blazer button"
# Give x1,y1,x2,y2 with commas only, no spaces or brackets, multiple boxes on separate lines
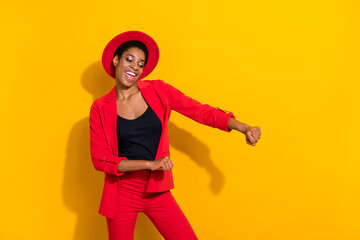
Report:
102,156,105,159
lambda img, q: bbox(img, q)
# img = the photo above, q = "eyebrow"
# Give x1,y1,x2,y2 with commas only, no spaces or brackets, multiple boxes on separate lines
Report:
126,54,145,62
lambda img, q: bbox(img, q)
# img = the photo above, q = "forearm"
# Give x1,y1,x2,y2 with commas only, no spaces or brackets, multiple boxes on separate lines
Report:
117,160,151,173
227,117,250,134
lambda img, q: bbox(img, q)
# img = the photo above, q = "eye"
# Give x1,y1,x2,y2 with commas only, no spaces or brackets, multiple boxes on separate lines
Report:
138,63,144,68
126,57,132,62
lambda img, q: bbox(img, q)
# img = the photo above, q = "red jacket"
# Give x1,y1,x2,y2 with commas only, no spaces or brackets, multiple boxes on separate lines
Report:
89,79,235,219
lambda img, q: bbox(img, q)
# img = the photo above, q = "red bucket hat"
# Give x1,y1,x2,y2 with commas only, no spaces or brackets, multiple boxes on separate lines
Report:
102,31,159,80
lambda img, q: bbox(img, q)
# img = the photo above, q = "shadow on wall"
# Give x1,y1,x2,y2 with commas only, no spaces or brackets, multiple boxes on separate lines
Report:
168,121,225,195
62,61,224,240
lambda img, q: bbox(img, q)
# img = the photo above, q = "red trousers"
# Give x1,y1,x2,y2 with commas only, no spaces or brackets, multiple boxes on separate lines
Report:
106,169,198,240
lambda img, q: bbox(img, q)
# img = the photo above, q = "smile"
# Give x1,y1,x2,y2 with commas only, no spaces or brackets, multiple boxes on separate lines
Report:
125,71,136,77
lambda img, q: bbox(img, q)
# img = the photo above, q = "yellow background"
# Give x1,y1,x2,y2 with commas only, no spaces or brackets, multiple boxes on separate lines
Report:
1,0,359,239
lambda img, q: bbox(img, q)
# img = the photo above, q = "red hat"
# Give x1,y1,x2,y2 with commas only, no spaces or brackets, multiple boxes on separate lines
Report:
102,31,159,79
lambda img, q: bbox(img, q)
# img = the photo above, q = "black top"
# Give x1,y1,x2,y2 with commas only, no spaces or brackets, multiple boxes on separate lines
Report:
117,105,162,161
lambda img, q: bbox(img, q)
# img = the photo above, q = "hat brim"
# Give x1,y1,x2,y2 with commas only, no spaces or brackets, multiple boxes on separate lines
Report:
102,31,159,80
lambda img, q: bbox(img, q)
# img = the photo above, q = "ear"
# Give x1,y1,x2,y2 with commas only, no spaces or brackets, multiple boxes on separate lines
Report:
112,55,119,67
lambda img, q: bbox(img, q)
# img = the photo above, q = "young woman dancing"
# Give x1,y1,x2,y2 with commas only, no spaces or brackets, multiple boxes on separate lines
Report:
89,31,261,240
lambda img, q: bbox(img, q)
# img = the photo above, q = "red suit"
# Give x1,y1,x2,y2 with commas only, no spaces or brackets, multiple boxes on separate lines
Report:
89,79,235,219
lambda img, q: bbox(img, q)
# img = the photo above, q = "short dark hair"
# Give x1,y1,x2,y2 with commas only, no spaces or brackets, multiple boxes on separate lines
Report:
113,40,149,66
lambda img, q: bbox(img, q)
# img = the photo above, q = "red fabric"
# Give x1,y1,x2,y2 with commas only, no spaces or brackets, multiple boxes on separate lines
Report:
106,169,198,240
89,79,235,219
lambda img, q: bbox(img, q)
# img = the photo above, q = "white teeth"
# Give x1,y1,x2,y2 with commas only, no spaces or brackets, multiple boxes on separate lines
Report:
126,71,136,77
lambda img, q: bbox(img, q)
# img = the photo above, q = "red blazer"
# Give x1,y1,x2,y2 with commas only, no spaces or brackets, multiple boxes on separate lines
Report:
89,79,235,219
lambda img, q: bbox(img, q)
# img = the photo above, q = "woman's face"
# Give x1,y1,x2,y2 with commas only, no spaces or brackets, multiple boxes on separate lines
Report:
113,47,146,88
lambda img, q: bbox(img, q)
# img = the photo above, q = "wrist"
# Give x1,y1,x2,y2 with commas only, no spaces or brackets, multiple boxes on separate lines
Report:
238,123,250,134
145,161,152,170
227,118,251,134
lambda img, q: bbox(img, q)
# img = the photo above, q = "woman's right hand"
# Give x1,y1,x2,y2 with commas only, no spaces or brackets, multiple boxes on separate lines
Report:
149,156,174,171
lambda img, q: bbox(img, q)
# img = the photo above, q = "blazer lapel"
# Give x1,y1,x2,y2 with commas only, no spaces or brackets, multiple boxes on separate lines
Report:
137,80,164,123
102,86,118,157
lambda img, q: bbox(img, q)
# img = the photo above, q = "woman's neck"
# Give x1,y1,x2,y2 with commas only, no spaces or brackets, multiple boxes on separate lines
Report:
116,81,140,100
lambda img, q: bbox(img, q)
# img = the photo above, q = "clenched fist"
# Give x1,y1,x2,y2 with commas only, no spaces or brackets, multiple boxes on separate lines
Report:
245,126,261,146
149,156,174,171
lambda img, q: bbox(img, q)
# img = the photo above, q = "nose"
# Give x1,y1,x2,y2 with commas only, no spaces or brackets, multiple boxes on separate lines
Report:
130,62,139,71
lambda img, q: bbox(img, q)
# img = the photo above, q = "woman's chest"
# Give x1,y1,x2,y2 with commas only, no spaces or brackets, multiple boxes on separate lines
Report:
116,94,148,120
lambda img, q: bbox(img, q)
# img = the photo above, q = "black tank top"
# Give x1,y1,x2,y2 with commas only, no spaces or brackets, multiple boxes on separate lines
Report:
117,105,162,161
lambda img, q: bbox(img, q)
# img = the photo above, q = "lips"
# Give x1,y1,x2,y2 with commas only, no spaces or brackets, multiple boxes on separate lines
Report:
125,71,136,81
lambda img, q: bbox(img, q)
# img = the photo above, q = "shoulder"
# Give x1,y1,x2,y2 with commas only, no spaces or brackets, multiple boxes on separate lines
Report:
139,79,167,87
140,79,178,93
93,95,106,105
138,79,172,93
91,86,116,109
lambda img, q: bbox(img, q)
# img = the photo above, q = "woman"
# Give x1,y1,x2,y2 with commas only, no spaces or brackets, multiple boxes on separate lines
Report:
89,31,261,240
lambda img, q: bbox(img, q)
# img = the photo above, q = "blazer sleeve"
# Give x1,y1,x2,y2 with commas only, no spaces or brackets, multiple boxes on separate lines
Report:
89,100,127,176
157,80,235,132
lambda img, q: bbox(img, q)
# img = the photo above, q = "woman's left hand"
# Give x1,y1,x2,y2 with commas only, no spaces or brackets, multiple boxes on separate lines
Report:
245,126,261,146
